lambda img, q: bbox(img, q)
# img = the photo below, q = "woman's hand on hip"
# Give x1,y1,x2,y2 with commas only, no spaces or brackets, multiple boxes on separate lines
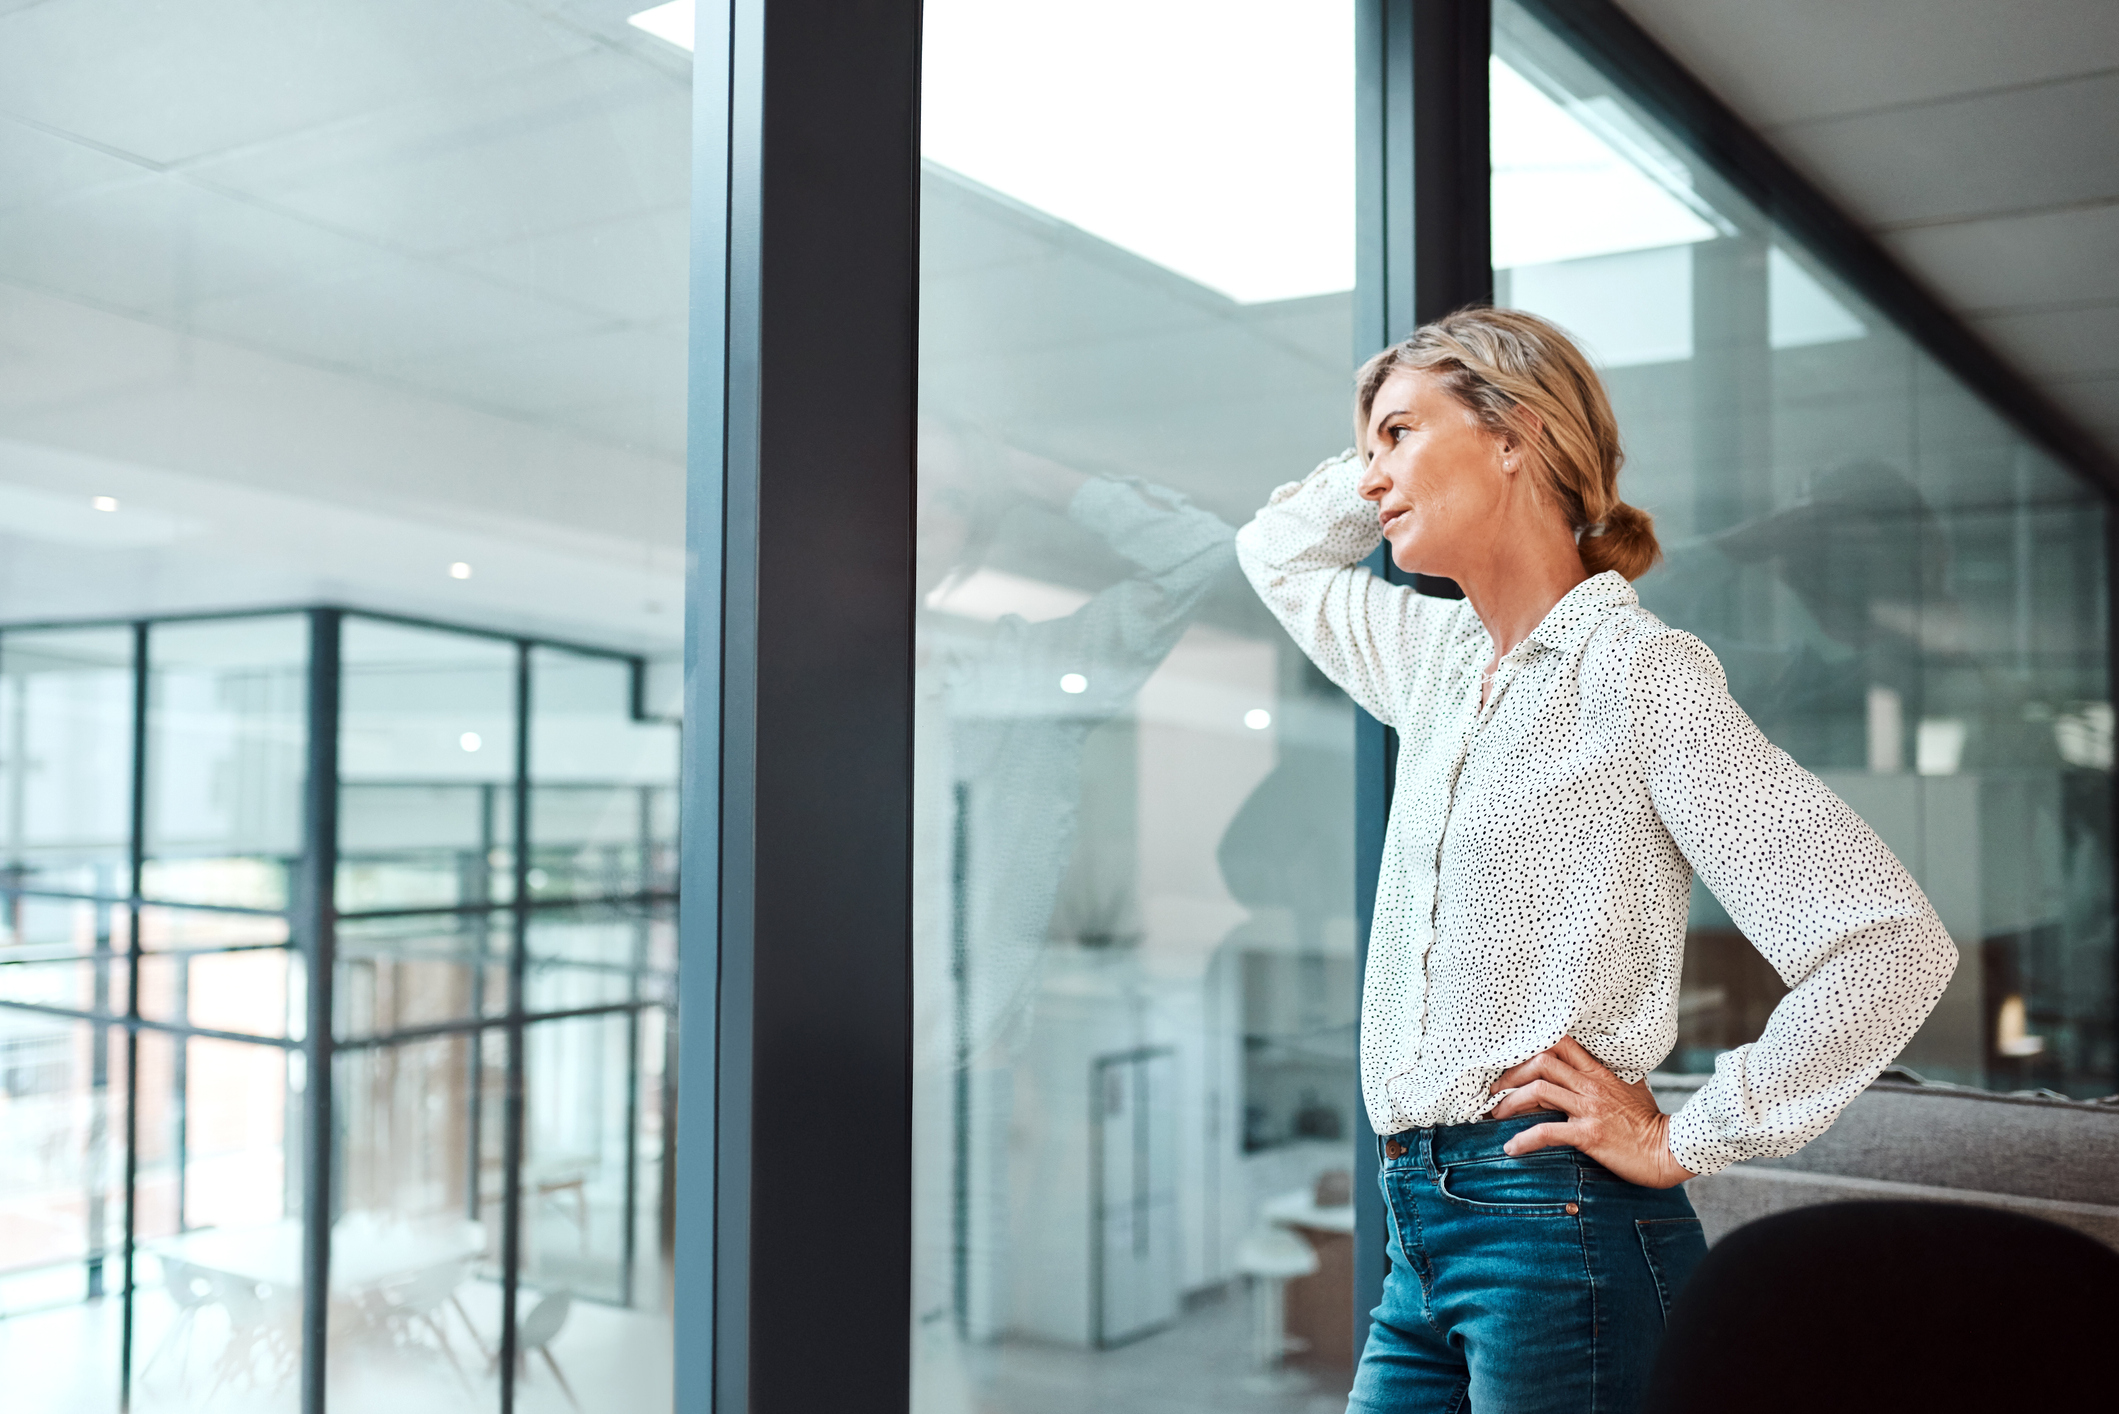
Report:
1487,1037,1696,1189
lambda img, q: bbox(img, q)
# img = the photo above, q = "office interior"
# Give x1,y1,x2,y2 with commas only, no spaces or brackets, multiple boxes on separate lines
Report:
1,2,2115,1413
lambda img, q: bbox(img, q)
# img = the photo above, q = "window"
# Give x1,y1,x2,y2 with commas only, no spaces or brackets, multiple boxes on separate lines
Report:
914,1,1364,1405
1494,0,2113,1095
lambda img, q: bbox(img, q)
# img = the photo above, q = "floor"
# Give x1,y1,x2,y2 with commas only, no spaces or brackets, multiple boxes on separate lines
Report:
972,1286,1351,1414
0,1278,672,1414
3,1275,1339,1414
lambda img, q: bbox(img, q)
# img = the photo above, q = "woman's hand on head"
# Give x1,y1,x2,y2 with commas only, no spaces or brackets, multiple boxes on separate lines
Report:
1487,1037,1695,1189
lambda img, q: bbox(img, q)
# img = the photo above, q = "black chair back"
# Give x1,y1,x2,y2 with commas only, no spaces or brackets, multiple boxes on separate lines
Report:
1641,1200,2116,1413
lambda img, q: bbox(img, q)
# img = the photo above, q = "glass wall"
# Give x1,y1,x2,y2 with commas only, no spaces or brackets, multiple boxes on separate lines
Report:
0,611,679,1414
0,1,690,1407
915,2,1362,1409
1493,0,2113,1096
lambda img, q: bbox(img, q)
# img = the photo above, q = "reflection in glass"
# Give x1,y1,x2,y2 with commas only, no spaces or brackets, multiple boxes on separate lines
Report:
134,1030,304,1414
915,4,1361,1407
331,1037,495,1413
1494,0,2113,1095
0,629,136,899
530,649,679,905
516,1012,672,1412
143,617,308,912
340,620,520,914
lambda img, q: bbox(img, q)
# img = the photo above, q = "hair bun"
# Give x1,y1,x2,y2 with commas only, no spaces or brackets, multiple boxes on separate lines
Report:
1580,501,1659,580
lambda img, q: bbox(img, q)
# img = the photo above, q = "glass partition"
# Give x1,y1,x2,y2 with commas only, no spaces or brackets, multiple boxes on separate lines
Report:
915,2,1362,1407
0,628,137,900
0,611,678,1414
1493,0,2114,1096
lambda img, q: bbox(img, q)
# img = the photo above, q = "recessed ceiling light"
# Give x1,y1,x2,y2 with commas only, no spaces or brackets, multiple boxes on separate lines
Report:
449,562,473,580
1244,709,1272,730
628,0,694,50
1060,673,1088,694
460,732,483,753
92,496,118,512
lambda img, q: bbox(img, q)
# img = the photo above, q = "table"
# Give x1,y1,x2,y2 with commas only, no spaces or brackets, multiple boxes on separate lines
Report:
149,1216,486,1295
1264,1187,1356,1372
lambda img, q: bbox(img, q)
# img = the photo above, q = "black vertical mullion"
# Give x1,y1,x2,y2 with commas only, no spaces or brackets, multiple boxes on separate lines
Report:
684,1,920,1411
1349,0,1493,1363
298,607,341,1414
498,641,532,1414
118,620,148,1414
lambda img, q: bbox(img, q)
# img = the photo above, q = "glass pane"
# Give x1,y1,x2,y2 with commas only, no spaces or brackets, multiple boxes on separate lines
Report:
917,2,1360,1406
337,913,508,1043
0,1011,127,1414
135,1030,304,1412
143,617,308,911
1,894,132,965
340,619,520,913
517,1010,671,1409
0,628,135,899
333,1036,496,1413
525,904,673,1016
529,649,679,905
1493,1,2114,1095
137,909,295,1040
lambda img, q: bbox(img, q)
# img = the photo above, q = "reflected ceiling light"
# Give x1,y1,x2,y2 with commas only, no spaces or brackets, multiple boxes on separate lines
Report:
1489,58,1723,269
449,562,473,580
1244,709,1272,730
923,0,1355,304
92,495,118,512
628,0,695,50
1059,673,1088,694
460,732,483,753
620,1,1352,302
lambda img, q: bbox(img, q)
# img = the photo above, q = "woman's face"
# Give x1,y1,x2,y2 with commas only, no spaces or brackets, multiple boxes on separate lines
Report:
1359,368,1512,578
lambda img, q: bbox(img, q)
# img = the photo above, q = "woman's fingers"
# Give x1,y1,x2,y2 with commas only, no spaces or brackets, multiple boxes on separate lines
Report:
1489,1079,1570,1120
1490,1045,1592,1097
1548,1035,1608,1075
1502,1116,1583,1157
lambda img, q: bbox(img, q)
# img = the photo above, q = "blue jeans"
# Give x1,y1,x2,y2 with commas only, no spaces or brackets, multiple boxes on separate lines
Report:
1349,1110,1707,1414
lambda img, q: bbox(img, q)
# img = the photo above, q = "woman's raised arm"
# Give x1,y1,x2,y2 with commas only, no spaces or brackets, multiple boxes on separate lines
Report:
1235,451,1460,728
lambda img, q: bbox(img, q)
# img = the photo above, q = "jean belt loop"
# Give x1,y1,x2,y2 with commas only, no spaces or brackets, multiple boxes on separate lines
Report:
1420,1126,1438,1179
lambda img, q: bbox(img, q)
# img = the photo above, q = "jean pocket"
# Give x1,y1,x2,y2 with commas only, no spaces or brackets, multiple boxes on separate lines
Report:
1635,1217,1707,1322
1434,1154,1580,1215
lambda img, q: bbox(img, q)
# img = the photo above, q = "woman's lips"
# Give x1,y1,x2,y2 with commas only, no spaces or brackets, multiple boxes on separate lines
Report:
1379,507,1408,532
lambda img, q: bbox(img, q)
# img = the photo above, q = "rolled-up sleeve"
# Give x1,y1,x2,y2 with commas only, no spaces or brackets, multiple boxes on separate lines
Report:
1234,451,1454,728
1632,632,1960,1177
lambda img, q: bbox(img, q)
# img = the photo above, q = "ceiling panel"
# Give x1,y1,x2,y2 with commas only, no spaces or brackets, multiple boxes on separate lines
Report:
1969,305,2119,383
184,255,614,373
452,207,689,323
191,49,689,256
1882,204,2119,314
1770,70,2119,228
1617,0,2119,473
0,173,394,320
1614,0,2119,127
0,113,147,215
0,0,589,165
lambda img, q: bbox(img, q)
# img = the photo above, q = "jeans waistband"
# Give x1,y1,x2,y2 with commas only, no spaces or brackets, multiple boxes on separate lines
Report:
1380,1109,1569,1167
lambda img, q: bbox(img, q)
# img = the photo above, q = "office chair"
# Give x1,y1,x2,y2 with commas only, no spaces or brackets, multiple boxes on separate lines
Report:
1640,1200,2117,1414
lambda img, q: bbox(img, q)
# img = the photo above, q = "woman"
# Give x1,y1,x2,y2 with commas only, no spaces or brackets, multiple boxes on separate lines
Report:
1235,307,1956,1413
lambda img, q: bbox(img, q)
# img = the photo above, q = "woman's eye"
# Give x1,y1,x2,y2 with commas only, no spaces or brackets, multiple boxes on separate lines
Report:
1391,425,1410,442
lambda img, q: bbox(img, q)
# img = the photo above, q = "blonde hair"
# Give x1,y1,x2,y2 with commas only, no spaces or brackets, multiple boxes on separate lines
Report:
1354,306,1660,581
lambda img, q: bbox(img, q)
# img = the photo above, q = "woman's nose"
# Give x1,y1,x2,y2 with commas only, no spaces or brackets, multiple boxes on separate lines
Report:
1358,454,1389,502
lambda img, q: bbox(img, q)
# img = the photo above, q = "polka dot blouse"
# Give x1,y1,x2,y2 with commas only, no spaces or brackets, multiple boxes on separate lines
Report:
1236,453,1959,1177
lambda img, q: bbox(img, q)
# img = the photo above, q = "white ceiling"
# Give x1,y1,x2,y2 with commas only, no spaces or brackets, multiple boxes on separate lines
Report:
0,0,691,651
1617,0,2119,472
